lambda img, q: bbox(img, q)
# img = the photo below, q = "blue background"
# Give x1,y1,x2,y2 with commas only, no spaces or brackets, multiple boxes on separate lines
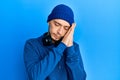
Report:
0,0,120,80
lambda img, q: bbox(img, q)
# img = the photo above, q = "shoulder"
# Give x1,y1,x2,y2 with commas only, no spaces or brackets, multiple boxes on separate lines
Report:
73,41,79,47
24,35,44,48
73,41,81,51
25,38,38,46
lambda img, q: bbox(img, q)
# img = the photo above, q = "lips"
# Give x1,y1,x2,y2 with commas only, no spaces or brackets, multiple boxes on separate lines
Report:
53,33,60,40
54,34,58,39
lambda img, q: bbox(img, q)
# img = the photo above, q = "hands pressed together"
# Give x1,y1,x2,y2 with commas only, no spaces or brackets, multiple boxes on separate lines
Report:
62,23,76,47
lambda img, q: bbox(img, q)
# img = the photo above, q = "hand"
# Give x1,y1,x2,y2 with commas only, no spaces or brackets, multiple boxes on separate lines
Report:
62,23,76,47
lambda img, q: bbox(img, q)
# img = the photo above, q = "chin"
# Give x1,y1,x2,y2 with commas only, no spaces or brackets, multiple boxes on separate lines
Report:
51,37,61,42
52,38,60,42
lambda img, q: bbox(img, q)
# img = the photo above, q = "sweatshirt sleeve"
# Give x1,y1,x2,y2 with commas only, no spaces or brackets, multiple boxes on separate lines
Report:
24,39,67,80
65,43,86,80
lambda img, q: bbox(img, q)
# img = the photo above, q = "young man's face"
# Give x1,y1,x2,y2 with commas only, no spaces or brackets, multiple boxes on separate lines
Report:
48,19,70,42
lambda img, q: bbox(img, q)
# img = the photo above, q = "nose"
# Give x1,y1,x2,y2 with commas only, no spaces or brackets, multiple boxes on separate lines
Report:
57,26,63,35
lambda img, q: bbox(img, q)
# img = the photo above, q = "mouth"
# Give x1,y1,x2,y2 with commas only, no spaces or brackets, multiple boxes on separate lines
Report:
52,33,61,40
54,34,59,39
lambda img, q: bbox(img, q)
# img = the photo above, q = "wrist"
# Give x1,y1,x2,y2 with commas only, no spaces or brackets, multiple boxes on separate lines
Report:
66,45,75,56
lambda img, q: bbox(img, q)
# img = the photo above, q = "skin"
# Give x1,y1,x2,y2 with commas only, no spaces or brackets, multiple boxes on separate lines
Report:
48,19,76,47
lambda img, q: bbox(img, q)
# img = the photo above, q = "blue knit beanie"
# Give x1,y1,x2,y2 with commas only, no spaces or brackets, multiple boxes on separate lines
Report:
47,4,74,26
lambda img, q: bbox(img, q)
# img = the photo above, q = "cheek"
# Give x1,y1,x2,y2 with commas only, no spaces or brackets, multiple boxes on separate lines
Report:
49,25,57,33
59,30,67,37
63,31,67,36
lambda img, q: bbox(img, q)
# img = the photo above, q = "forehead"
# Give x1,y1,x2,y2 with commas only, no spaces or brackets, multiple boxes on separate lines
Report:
52,19,70,27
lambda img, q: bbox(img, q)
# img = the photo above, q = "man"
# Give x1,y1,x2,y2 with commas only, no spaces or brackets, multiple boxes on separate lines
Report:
24,4,86,80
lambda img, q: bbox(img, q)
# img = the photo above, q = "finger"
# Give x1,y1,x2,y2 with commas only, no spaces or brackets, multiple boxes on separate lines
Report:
71,23,76,31
64,23,76,38
64,26,72,37
69,23,76,35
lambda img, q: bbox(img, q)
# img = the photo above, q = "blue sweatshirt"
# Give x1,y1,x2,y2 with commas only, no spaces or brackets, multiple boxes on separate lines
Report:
24,34,86,80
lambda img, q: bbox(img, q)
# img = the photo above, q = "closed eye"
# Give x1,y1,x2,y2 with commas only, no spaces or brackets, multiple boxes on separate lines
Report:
64,26,70,30
54,21,61,26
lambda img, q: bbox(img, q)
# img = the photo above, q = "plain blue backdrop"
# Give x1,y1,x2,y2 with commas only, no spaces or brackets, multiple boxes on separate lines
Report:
0,0,120,80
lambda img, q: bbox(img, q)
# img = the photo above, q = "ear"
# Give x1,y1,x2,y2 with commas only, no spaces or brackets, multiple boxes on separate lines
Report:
48,22,50,32
48,21,50,25
47,22,50,26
